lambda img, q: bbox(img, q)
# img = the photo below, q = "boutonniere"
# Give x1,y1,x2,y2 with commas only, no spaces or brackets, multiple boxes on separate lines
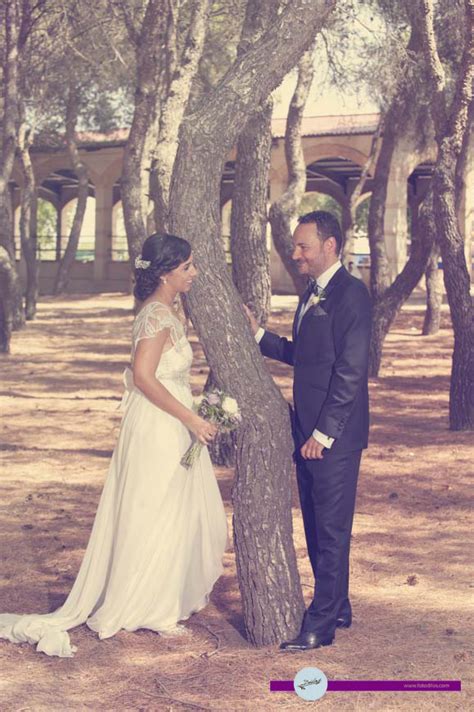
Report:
306,287,327,309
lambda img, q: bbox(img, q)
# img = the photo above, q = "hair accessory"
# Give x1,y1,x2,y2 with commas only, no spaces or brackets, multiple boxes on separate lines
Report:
135,256,151,269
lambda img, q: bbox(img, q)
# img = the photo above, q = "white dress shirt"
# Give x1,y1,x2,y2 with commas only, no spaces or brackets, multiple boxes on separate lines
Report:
255,260,343,449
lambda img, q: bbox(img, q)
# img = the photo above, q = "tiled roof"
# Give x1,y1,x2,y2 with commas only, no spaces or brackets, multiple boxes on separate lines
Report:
33,114,381,150
271,113,381,139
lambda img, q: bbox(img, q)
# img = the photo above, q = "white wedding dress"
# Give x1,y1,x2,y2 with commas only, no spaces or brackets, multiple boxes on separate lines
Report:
0,301,227,657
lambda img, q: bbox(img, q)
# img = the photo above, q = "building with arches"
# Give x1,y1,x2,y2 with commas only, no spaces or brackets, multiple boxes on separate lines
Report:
11,114,474,294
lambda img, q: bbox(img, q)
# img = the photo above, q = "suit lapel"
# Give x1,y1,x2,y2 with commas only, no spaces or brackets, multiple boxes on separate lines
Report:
320,265,348,301
297,266,348,332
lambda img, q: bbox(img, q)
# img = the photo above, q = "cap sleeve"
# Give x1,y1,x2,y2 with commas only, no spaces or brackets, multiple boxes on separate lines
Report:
132,302,180,353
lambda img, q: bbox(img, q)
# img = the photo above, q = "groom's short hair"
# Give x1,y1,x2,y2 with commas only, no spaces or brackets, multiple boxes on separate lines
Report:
298,211,343,254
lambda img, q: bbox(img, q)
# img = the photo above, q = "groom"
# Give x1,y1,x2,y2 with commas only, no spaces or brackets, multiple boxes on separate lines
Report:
246,210,371,650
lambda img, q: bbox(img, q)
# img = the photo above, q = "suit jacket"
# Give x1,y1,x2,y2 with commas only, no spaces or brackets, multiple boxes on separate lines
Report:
260,266,372,454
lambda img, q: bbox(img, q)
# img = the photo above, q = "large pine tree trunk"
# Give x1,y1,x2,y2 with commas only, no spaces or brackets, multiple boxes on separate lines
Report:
53,89,89,295
18,120,38,319
230,99,273,325
210,2,280,468
0,0,24,337
417,0,474,430
169,0,336,645
433,152,473,429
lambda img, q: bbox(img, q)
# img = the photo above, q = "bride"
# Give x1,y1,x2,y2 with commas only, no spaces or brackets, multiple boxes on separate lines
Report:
0,233,228,657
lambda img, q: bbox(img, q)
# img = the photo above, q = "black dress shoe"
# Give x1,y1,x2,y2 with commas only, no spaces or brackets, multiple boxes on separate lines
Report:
336,617,352,629
279,631,334,651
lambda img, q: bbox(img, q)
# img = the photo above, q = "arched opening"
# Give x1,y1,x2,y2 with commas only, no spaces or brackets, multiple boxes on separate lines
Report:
37,199,59,260
221,200,232,264
298,192,342,221
305,156,371,202
39,169,95,261
61,197,96,262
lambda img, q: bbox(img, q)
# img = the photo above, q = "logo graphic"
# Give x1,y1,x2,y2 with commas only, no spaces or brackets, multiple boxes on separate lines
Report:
294,667,328,701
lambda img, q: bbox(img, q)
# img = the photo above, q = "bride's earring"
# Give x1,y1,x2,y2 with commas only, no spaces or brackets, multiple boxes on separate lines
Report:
162,277,168,284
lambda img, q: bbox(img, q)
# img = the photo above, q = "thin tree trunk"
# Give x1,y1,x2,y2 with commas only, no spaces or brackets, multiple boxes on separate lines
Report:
150,0,211,232
0,246,14,353
368,189,435,376
121,0,168,264
53,88,89,294
17,118,38,319
367,110,398,300
169,0,336,645
343,117,383,261
0,0,24,337
268,45,316,297
417,0,474,430
422,246,442,335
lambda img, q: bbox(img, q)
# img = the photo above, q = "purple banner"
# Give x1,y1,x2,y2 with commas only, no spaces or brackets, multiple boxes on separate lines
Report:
270,680,461,692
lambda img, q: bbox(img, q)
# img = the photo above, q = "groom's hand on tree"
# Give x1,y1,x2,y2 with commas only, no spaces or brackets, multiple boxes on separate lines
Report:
242,304,259,335
300,436,325,460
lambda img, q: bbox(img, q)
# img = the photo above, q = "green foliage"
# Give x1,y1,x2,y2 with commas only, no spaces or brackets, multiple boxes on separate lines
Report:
37,199,57,259
354,195,370,237
298,193,342,221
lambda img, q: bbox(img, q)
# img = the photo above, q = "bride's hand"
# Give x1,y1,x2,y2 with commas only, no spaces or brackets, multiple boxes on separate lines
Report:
188,415,218,445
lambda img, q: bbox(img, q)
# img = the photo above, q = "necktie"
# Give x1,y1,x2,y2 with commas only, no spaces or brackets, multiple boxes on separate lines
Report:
296,279,317,334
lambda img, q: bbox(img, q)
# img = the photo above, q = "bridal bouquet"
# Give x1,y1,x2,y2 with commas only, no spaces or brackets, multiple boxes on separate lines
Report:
181,389,242,470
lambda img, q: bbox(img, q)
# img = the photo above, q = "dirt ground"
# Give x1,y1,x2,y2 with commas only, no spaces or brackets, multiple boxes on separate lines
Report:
0,293,472,712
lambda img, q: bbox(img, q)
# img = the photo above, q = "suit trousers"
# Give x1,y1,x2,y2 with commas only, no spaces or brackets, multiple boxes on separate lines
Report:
295,447,362,638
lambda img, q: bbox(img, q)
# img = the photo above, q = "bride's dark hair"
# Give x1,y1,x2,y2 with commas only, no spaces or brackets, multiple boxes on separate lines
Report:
134,232,192,301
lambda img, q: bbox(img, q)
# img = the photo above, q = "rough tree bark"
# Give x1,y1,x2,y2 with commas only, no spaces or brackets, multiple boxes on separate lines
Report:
212,1,278,467
169,0,337,646
53,87,89,294
0,0,24,341
417,0,474,430
150,0,211,232
229,0,278,324
367,104,402,302
230,99,273,321
120,0,168,263
17,115,38,319
212,97,273,468
268,44,316,297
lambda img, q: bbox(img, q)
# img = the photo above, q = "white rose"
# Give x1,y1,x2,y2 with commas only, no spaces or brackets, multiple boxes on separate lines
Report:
194,395,204,407
222,397,239,415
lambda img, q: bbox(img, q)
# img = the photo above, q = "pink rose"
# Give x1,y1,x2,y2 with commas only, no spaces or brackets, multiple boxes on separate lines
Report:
207,393,220,405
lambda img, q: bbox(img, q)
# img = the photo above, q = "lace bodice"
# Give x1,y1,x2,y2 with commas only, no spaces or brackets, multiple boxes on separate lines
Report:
131,301,193,384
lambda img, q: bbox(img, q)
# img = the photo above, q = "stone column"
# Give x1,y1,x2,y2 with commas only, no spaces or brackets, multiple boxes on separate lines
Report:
94,179,114,283
384,145,411,280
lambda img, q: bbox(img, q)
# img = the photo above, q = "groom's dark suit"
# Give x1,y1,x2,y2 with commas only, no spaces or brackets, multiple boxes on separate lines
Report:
259,265,371,640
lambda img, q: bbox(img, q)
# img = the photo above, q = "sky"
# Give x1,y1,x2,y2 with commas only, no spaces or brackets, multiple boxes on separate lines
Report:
273,73,379,118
